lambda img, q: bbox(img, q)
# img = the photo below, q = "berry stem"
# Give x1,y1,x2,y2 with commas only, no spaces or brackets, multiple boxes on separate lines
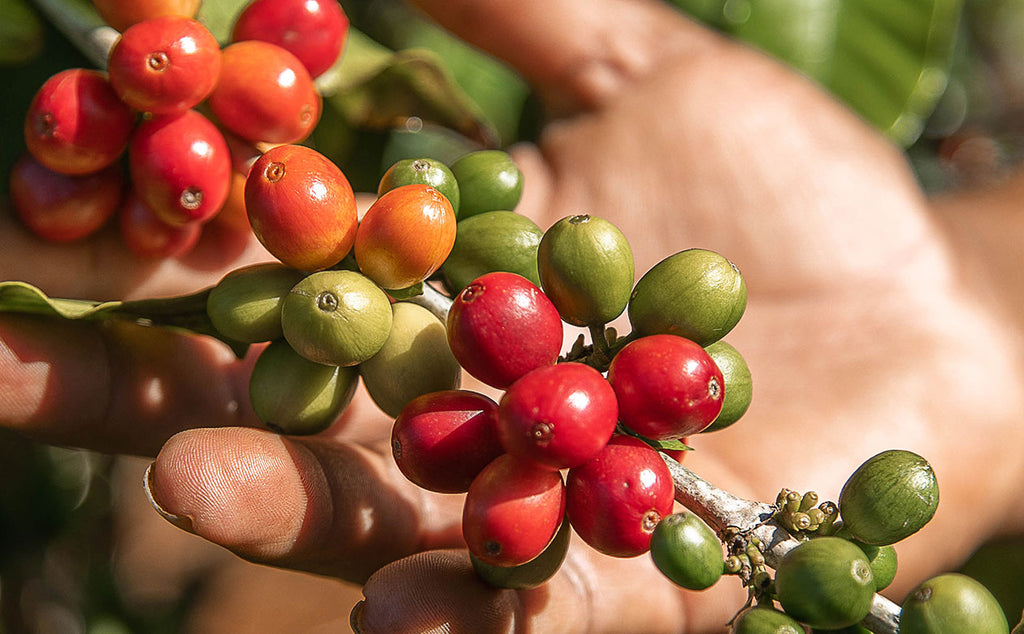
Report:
408,282,453,323
660,453,901,633
30,0,118,69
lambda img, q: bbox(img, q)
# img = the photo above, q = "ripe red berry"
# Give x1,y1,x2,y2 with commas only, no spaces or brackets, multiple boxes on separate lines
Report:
207,40,321,145
9,153,123,242
565,435,675,558
107,16,222,115
607,334,725,440
462,454,566,567
23,68,135,175
118,191,202,258
391,390,504,494
446,271,564,389
91,0,201,32
230,0,349,79
244,144,358,271
129,109,232,226
497,363,618,470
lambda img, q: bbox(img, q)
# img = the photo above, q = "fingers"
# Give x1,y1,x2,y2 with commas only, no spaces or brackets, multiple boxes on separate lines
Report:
408,0,722,114
148,426,465,583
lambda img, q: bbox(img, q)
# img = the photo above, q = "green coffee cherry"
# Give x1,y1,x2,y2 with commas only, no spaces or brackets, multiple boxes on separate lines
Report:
810,626,871,634
359,302,462,418
628,249,746,347
649,511,723,591
537,214,634,327
378,157,460,217
440,210,543,293
773,536,875,630
471,520,571,590
249,339,359,435
280,270,393,367
731,606,803,634
838,449,939,546
701,340,752,433
206,263,305,343
450,149,523,219
900,573,1009,634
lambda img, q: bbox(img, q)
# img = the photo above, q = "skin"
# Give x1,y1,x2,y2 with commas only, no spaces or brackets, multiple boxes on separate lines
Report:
3,0,1024,631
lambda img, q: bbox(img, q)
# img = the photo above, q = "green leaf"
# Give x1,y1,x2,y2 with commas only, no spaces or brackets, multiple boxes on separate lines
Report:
615,423,694,452
666,0,963,146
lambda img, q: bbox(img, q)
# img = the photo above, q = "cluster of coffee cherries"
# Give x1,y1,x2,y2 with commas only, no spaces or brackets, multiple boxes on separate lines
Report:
11,0,347,257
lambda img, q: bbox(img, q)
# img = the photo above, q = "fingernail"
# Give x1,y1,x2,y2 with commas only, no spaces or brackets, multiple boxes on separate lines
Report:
349,600,365,634
143,462,195,533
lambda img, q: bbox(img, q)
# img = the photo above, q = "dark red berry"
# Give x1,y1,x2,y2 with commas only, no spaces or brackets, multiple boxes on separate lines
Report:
566,435,675,558
607,334,724,440
463,453,566,567
497,362,618,469
391,390,504,494
230,0,349,79
118,191,202,258
446,271,564,389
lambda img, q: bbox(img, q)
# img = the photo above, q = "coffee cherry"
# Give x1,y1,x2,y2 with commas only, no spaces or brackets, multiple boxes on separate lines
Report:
230,0,349,79
118,191,201,258
701,340,752,433
280,269,393,367
248,339,359,435
359,302,462,418
9,153,123,242
450,150,523,219
440,210,543,293
91,0,200,32
208,40,321,145
565,435,675,558
649,511,723,591
446,271,564,389
608,334,725,441
205,263,305,344
210,171,250,233
129,109,232,226
378,157,460,217
855,542,897,591
462,453,566,567
24,68,135,175
471,519,570,590
773,536,875,629
354,184,457,291
628,248,747,347
899,573,1009,634
537,214,634,327
245,144,358,271
107,16,222,115
730,606,803,634
391,390,503,494
497,362,618,470
838,449,939,546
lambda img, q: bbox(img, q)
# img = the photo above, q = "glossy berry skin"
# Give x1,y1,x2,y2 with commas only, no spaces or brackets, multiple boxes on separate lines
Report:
230,0,349,79
208,40,321,144
497,363,618,470
355,184,457,290
118,191,201,258
24,68,135,175
391,390,504,494
446,272,564,389
608,334,724,440
245,144,358,271
108,16,222,115
9,153,123,242
129,109,231,226
565,435,675,558
462,453,566,567
91,0,200,32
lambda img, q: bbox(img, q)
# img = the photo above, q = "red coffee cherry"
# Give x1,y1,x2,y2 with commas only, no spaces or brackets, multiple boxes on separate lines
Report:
230,0,349,79
107,16,222,115
91,0,200,32
129,109,232,226
446,271,564,389
391,390,504,494
245,144,358,271
118,191,202,258
463,453,566,567
566,435,675,558
497,362,618,470
607,334,724,440
207,40,321,145
23,68,135,175
9,153,123,242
